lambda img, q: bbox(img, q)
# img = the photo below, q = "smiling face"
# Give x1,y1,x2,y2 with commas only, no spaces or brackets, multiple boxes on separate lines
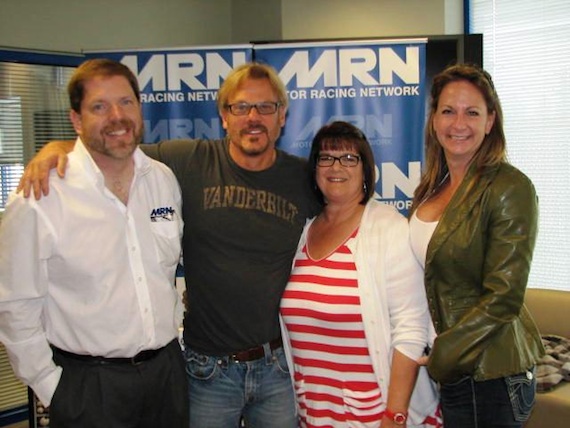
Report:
316,146,365,206
70,75,143,162
221,77,287,170
432,80,496,167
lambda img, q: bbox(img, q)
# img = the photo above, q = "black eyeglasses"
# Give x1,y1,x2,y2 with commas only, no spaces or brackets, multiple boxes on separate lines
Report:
317,154,361,168
225,102,281,116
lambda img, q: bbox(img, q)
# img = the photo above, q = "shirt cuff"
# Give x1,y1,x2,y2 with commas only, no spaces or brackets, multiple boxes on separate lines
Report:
32,365,63,407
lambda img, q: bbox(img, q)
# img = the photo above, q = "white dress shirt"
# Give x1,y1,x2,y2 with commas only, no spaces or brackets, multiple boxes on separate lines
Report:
0,139,183,406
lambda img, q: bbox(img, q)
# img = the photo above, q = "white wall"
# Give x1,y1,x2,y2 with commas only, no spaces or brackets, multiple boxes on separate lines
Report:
0,0,463,54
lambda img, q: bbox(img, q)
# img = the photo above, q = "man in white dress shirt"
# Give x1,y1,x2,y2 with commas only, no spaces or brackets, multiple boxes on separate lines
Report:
0,59,187,427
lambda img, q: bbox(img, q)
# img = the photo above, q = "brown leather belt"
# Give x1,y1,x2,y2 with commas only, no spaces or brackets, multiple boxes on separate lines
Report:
230,337,283,362
51,344,166,366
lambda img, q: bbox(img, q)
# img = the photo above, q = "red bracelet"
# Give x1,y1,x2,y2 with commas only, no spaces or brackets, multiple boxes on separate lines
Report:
384,408,408,425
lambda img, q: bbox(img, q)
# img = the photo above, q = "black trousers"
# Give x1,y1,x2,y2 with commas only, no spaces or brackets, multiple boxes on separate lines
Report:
50,339,189,428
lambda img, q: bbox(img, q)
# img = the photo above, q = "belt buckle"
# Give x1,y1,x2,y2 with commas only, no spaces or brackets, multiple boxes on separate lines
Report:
231,351,246,363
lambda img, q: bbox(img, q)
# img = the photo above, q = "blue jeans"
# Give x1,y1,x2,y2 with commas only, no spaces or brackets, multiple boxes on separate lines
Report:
440,369,536,428
184,344,297,428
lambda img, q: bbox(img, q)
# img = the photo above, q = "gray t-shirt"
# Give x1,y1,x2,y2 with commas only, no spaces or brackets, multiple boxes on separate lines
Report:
143,138,320,355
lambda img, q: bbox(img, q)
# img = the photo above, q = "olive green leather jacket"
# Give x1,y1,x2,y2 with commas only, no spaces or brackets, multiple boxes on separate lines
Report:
424,162,544,384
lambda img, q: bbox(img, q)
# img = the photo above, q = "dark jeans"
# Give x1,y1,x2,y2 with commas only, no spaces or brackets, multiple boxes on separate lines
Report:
440,369,536,428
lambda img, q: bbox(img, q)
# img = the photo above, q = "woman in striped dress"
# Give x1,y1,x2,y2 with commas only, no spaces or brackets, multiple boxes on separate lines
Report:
280,121,442,428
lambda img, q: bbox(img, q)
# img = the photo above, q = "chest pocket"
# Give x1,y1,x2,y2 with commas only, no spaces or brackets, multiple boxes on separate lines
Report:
150,221,182,271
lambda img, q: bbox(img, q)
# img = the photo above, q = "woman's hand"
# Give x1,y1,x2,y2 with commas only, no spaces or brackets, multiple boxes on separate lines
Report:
382,414,407,427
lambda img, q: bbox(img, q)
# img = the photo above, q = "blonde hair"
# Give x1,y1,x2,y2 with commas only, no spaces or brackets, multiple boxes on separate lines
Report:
216,62,288,113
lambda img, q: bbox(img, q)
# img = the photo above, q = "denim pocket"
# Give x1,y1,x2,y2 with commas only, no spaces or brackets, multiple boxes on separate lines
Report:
184,348,218,381
505,368,536,422
440,375,472,413
272,347,291,376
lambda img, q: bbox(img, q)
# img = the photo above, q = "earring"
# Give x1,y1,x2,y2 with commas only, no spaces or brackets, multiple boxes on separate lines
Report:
363,182,367,193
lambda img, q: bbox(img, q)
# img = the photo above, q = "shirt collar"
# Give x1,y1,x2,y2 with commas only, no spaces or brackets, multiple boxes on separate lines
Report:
72,137,151,184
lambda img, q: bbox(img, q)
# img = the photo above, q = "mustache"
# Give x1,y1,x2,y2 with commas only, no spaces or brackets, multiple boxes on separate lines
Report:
103,119,135,133
240,124,268,135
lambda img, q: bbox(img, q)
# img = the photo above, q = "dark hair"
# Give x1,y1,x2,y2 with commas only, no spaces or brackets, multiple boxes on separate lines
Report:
411,63,506,214
308,121,376,205
68,58,141,113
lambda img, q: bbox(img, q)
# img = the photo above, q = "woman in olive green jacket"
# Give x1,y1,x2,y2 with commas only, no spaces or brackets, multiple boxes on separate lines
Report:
409,64,544,428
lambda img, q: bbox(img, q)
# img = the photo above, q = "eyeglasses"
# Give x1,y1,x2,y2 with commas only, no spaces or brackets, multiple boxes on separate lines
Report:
225,102,281,116
317,154,361,168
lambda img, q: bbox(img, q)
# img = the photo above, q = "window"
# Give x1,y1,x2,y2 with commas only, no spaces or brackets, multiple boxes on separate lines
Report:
469,1,570,290
0,52,79,417
0,58,77,213
0,97,23,208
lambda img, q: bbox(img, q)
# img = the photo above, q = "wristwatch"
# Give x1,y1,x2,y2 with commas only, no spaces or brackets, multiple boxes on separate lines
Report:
384,408,408,425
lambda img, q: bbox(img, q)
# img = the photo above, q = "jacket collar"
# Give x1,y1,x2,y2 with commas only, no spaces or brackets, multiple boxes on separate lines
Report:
425,163,500,266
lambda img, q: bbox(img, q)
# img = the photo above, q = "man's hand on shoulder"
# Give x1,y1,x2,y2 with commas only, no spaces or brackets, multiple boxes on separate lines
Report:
17,140,75,200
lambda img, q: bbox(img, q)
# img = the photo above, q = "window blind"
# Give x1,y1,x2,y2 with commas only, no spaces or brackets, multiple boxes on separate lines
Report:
0,59,76,417
0,61,76,211
469,1,570,291
0,343,28,412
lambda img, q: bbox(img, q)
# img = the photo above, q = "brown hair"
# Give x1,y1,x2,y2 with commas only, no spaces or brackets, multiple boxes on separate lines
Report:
410,63,506,214
68,58,141,113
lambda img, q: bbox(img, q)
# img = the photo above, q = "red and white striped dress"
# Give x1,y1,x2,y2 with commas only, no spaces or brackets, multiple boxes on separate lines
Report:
281,230,442,428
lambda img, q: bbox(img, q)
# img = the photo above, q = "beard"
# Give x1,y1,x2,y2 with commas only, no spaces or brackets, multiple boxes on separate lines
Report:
234,124,276,156
86,119,143,160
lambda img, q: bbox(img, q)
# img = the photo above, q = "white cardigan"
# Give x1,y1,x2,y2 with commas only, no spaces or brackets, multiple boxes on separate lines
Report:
281,199,439,426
